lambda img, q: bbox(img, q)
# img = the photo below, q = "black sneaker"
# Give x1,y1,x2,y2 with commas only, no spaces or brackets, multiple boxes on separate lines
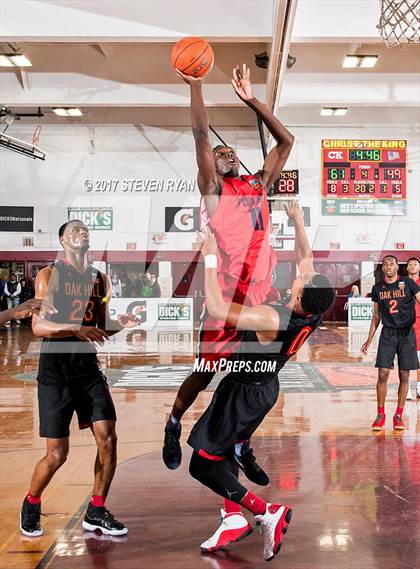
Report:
162,422,182,470
82,504,128,536
20,497,43,537
235,448,270,486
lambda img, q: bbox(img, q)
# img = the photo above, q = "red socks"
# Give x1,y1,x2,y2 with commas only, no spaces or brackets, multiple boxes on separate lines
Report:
26,492,41,505
91,495,106,507
224,499,241,514
241,491,266,515
396,406,404,416
378,406,385,415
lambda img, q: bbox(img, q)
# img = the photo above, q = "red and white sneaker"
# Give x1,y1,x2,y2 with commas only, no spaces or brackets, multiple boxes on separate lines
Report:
200,509,252,553
254,503,292,561
371,413,386,430
393,414,405,430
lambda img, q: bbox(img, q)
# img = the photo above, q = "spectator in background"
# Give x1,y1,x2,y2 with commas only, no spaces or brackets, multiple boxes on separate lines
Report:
348,285,362,298
4,274,22,323
110,272,122,298
132,274,143,297
120,272,134,297
139,272,161,298
149,273,161,298
19,279,34,303
0,279,5,311
345,284,362,311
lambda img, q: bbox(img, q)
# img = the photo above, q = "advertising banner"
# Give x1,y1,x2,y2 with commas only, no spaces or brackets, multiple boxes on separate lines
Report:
165,207,199,232
109,297,193,330
348,298,376,330
0,206,34,232
68,207,113,230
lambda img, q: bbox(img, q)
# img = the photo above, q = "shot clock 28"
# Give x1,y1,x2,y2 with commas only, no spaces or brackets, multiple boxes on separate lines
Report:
322,140,406,199
270,170,299,196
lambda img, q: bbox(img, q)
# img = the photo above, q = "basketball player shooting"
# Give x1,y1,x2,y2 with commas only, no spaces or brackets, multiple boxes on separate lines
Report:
20,219,138,539
187,202,335,560
163,64,295,483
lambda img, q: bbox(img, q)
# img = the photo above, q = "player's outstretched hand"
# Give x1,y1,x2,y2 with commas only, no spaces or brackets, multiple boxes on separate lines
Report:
11,298,57,320
197,226,218,256
74,326,109,345
175,69,204,85
360,340,370,355
284,200,303,223
231,64,253,101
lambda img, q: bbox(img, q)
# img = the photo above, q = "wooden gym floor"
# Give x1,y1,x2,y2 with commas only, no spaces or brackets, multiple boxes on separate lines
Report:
0,324,418,569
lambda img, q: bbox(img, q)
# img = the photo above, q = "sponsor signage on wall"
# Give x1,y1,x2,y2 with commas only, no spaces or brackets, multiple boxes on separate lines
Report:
0,206,34,232
322,140,407,216
165,207,199,232
109,297,193,330
348,298,380,331
157,302,191,321
349,302,374,321
322,198,406,216
68,207,113,230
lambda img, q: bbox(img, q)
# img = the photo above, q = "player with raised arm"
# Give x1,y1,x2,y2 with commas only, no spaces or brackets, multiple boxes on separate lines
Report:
187,202,335,561
163,64,295,484
361,255,420,430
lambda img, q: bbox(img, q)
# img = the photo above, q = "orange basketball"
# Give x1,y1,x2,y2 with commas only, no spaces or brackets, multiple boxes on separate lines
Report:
171,36,214,78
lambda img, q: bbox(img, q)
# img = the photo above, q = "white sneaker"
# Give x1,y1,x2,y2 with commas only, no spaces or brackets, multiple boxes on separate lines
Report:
406,388,414,401
254,503,292,561
200,509,252,552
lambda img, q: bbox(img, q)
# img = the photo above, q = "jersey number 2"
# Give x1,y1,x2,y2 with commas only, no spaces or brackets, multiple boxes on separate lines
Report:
389,299,399,314
287,326,312,356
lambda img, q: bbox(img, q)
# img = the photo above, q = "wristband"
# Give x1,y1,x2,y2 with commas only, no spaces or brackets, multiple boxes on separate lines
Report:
204,255,217,269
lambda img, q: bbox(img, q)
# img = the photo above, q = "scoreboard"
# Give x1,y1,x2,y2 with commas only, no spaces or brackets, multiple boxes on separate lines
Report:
322,140,407,216
270,169,299,196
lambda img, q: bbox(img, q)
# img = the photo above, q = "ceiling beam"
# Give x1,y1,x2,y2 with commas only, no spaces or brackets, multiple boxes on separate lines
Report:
91,44,111,58
266,0,298,112
13,69,29,91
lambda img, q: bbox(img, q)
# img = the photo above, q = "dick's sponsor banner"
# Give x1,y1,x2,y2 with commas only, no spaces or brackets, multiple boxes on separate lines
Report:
0,206,34,232
109,297,193,330
68,207,113,230
157,302,191,321
165,207,199,232
348,298,378,330
323,199,406,216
